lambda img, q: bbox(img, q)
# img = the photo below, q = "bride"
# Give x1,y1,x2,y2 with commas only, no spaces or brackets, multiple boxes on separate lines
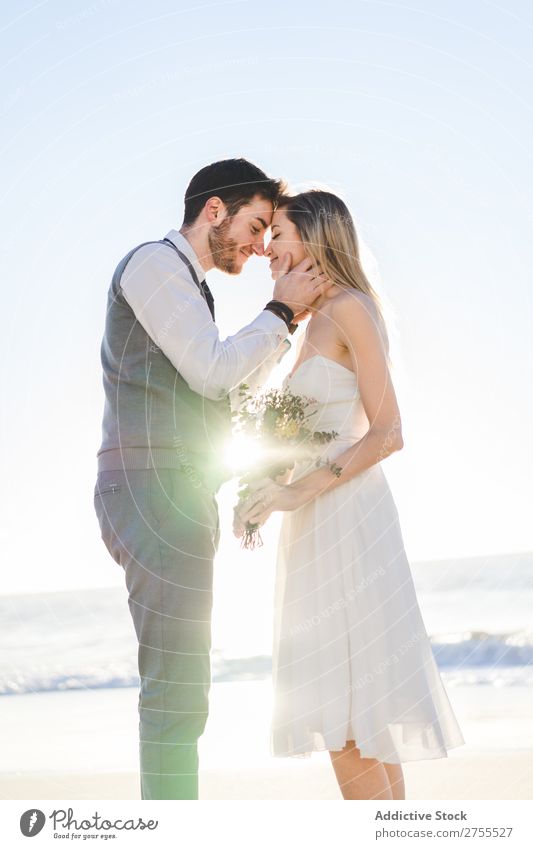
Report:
234,190,465,800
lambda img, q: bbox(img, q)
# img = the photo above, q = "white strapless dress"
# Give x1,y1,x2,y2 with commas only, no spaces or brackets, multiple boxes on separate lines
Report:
271,355,465,763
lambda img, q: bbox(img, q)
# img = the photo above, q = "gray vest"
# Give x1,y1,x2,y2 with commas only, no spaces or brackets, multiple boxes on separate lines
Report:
96,238,232,491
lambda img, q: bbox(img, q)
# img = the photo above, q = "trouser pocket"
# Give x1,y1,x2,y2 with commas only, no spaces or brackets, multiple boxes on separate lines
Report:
93,470,131,566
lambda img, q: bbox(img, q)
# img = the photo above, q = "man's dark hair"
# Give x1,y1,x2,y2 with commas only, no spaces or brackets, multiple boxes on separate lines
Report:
182,158,285,225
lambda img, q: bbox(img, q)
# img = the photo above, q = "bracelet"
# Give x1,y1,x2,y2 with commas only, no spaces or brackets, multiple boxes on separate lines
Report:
264,300,295,330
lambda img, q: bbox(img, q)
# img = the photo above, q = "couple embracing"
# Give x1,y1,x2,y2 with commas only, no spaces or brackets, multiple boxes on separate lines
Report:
94,158,464,801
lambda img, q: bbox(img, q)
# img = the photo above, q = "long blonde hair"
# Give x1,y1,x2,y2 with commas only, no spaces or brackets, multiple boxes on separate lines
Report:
277,190,391,363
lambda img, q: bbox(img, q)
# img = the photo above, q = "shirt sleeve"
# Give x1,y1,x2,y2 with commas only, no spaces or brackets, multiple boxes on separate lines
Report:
120,242,289,401
228,338,292,412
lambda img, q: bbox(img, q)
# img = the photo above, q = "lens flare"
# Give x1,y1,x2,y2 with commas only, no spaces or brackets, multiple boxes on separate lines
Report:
223,432,264,473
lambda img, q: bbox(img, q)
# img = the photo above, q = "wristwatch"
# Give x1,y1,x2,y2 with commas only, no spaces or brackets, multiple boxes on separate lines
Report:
264,300,296,332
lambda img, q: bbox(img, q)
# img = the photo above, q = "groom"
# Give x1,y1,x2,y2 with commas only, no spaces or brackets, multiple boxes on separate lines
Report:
94,158,327,800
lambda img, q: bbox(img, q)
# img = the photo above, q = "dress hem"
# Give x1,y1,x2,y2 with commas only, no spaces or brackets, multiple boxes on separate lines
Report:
270,734,466,764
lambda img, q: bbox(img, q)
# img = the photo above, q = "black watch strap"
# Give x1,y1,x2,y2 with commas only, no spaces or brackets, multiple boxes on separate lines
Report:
264,300,295,330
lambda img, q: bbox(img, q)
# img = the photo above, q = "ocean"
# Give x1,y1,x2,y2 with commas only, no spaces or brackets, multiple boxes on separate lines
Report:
1,552,532,696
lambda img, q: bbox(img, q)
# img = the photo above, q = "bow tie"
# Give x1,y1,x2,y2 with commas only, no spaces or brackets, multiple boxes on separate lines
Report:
200,279,215,320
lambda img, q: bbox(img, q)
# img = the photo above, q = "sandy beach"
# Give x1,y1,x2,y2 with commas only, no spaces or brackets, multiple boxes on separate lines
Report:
1,681,532,800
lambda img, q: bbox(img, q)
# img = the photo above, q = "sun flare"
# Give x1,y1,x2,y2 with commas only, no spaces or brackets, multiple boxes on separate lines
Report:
223,432,264,473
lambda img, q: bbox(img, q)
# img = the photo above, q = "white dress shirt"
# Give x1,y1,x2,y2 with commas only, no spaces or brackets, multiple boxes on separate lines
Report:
120,229,291,403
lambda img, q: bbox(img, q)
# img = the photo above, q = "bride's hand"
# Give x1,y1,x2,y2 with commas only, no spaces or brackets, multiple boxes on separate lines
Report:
233,477,271,538
233,506,246,539
235,479,306,531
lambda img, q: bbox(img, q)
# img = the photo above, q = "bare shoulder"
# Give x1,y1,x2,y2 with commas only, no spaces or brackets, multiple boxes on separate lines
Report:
328,287,390,358
329,288,378,325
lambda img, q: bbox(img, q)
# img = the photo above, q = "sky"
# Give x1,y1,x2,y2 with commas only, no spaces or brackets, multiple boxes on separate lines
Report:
1,0,532,611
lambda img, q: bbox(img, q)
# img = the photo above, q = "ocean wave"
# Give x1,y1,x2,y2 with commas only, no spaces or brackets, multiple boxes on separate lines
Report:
1,631,532,696
430,630,533,667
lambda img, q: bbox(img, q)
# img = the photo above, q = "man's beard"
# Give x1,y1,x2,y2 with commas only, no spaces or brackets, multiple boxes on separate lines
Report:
208,218,241,274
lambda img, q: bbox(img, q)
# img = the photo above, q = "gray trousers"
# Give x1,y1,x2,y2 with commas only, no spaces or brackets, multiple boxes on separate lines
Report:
93,467,220,800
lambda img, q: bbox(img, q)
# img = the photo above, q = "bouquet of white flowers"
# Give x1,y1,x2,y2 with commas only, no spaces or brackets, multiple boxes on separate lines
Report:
230,383,341,549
